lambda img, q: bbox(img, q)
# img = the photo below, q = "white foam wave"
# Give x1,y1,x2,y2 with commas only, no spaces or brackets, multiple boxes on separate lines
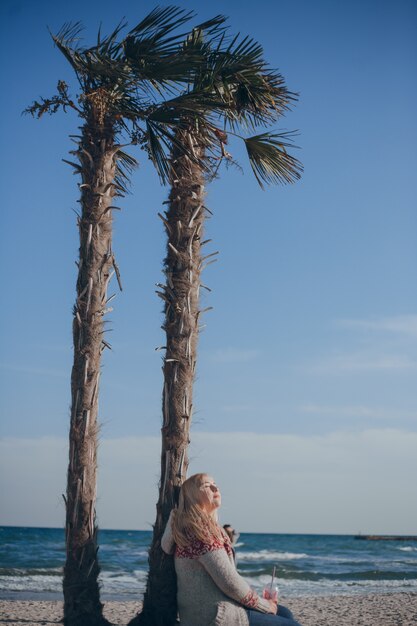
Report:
238,550,308,561
0,567,62,576
399,546,417,552
0,574,62,593
241,574,417,597
2,569,416,599
0,569,148,597
100,570,147,582
309,555,376,564
132,570,149,580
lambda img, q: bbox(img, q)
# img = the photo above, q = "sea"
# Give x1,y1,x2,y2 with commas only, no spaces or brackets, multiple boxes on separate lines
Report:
0,526,416,600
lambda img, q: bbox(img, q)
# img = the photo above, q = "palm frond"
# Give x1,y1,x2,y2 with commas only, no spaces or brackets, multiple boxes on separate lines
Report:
112,91,150,121
149,90,227,124
53,21,84,49
114,148,138,193
52,21,141,90
243,131,303,188
186,15,228,49
122,44,192,88
50,22,84,74
224,34,264,67
122,7,225,90
95,19,127,58
145,115,216,184
146,119,172,184
128,6,194,44
78,51,132,85
188,31,296,131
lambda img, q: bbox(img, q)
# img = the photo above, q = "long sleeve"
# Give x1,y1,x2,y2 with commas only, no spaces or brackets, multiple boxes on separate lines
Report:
161,511,175,555
199,547,271,613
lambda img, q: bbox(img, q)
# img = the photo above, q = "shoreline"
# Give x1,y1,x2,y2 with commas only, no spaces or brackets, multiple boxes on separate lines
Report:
1,593,416,626
0,588,415,602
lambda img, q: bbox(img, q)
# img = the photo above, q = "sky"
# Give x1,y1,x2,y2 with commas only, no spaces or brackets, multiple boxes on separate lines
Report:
0,0,416,534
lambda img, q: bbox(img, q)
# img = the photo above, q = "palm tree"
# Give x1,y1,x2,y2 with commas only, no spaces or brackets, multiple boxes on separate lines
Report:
137,28,302,626
25,8,226,625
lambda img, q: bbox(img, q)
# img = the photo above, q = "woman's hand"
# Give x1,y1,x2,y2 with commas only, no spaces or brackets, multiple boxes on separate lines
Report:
267,599,278,614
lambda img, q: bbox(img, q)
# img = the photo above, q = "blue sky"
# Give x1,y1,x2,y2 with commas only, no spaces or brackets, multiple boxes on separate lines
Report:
0,0,416,532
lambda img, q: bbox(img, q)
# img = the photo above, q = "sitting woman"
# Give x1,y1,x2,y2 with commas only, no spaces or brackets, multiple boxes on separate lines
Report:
161,473,302,626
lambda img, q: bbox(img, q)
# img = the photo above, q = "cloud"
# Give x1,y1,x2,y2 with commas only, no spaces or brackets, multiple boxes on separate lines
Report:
221,405,255,414
190,430,417,535
0,436,161,531
307,352,416,374
337,315,417,338
209,348,260,363
1,429,416,535
0,363,67,377
305,315,417,375
0,437,68,527
299,404,417,421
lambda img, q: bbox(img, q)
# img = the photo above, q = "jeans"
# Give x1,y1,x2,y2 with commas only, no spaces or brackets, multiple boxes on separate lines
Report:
247,604,302,626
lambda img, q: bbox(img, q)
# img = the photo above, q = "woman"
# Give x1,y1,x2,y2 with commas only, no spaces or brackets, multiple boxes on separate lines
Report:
161,473,302,626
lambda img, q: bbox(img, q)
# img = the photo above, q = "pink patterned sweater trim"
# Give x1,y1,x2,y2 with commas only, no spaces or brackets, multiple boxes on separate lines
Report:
239,588,260,609
175,535,233,559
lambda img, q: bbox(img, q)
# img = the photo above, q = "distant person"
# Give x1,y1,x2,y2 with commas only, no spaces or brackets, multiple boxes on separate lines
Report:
223,523,240,547
162,473,302,626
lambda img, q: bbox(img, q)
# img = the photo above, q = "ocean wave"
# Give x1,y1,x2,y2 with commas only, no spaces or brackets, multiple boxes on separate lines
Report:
100,570,147,583
99,572,144,594
100,544,148,555
242,574,417,597
0,574,62,593
0,569,148,598
0,567,62,577
100,570,147,597
398,546,417,552
132,570,149,581
238,550,308,562
100,548,149,558
1,568,416,600
302,555,371,564
2,527,417,600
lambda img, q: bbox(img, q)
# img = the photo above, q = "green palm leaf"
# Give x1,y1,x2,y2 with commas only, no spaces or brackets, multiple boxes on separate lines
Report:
181,29,297,133
124,12,226,91
128,6,194,43
114,148,138,193
244,132,303,188
51,22,85,76
146,119,173,183
95,19,127,57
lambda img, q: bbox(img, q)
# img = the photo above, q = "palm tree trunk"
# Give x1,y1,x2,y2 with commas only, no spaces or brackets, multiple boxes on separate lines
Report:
63,111,117,626
134,130,206,626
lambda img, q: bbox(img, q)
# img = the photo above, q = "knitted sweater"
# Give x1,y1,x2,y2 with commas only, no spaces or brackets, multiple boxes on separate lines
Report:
161,519,271,626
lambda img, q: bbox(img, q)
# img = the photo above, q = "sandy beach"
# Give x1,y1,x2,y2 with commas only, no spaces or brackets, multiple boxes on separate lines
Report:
0,593,416,625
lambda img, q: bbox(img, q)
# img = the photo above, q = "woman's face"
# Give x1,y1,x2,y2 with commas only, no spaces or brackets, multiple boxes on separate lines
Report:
199,475,221,513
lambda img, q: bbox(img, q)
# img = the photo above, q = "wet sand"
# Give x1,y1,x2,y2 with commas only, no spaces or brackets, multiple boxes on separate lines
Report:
0,593,416,625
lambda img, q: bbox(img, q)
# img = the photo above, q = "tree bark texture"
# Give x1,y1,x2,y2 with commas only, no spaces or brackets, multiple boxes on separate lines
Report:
63,107,117,626
135,130,206,626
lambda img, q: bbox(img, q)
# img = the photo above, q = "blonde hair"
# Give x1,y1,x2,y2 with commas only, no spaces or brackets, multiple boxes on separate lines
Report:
171,473,226,548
